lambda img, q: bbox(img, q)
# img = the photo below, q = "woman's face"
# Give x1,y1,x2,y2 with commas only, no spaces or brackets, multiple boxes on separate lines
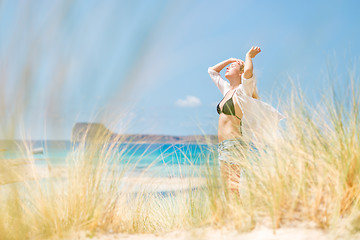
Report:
225,62,244,79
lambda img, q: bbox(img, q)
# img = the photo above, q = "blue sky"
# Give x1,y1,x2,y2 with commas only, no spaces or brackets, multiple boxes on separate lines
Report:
0,0,359,139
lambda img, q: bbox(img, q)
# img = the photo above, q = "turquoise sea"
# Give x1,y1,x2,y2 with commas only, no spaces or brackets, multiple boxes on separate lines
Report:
1,140,260,195
1,140,218,179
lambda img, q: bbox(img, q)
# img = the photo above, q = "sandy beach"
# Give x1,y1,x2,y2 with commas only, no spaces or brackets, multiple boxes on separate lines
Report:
2,163,359,240
63,225,336,240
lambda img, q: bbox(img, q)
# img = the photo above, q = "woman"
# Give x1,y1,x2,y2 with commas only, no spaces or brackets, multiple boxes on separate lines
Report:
208,46,284,195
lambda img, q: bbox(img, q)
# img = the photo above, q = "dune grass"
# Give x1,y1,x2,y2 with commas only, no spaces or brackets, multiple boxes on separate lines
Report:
0,80,359,239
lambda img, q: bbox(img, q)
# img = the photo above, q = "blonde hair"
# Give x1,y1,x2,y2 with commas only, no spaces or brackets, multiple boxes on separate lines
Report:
240,64,244,72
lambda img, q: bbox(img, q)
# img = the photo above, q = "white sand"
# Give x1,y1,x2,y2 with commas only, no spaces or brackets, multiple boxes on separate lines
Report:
63,225,339,240
119,176,206,193
0,160,66,184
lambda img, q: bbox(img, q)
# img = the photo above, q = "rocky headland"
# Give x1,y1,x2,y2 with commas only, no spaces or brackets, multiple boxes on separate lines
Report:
71,122,217,144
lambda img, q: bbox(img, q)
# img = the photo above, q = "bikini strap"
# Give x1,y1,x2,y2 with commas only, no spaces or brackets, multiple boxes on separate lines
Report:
231,90,241,120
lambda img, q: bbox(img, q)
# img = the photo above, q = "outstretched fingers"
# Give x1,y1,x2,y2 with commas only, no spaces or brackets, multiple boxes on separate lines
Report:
247,46,261,58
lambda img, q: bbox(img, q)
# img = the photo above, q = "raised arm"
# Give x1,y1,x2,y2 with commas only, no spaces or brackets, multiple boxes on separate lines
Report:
209,58,238,73
243,46,261,79
209,58,239,95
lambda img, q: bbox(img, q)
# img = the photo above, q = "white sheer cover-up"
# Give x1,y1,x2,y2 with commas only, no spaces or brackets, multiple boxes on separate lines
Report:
208,68,285,143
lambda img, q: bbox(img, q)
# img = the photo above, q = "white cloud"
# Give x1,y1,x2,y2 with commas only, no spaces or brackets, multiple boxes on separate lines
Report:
175,96,201,107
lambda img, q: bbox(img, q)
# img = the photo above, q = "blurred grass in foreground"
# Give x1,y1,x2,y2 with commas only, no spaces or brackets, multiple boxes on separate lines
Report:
0,73,359,239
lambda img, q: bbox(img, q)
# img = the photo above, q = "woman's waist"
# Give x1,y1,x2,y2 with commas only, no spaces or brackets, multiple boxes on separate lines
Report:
218,120,242,142
218,129,242,143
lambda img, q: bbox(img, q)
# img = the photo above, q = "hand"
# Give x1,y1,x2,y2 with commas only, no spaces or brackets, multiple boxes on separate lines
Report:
246,46,261,58
230,58,244,65
235,59,244,65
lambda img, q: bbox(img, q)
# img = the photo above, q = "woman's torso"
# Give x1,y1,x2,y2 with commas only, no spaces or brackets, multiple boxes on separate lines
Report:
217,88,243,142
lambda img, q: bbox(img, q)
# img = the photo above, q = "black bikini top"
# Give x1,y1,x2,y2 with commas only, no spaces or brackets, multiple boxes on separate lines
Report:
217,90,241,120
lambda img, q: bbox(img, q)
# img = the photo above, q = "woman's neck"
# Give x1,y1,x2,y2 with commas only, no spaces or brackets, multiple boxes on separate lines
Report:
227,76,241,89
